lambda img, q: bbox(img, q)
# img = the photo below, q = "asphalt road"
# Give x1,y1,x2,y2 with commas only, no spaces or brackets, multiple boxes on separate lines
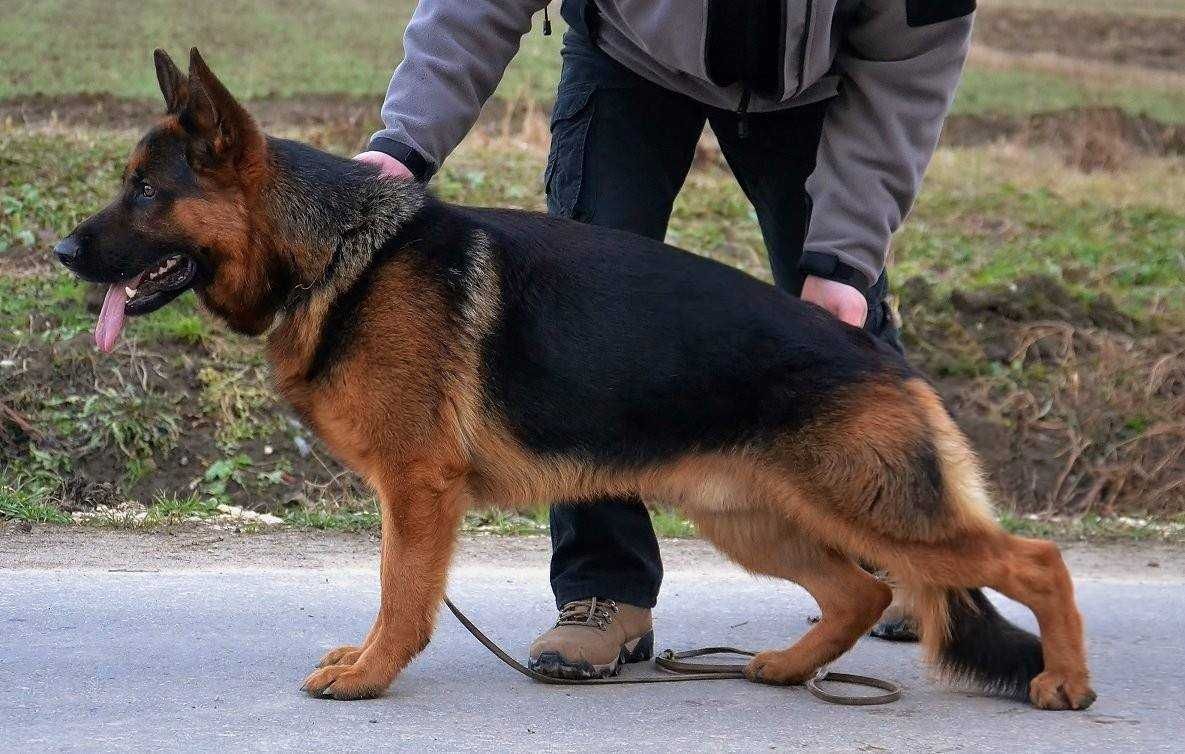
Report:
1,529,1182,752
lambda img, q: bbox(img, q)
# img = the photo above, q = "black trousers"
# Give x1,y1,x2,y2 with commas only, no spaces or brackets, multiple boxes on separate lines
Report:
544,30,902,609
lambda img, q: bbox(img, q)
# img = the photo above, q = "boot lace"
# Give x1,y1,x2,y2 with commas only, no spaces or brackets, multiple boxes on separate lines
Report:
555,597,619,630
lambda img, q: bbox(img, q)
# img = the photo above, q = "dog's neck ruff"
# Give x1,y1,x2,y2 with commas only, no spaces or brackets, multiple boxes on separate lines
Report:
261,136,425,315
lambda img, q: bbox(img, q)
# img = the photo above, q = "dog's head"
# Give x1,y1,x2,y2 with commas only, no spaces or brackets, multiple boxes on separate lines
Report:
56,48,283,351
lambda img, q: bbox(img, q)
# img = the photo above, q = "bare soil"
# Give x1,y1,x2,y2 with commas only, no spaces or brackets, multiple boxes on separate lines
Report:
6,94,1184,177
976,7,1185,72
942,107,1185,170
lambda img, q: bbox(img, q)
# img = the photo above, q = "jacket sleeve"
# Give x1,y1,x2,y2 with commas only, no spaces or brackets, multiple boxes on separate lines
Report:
801,1,974,290
367,0,549,181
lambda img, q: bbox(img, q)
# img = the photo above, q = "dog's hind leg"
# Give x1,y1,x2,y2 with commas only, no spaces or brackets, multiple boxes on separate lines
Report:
984,535,1092,710
690,510,891,685
889,531,1094,710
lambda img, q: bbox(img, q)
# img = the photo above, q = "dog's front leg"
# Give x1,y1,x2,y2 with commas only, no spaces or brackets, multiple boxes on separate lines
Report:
303,464,468,700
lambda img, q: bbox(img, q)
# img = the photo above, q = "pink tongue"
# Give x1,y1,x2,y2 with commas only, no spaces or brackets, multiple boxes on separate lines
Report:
95,284,129,353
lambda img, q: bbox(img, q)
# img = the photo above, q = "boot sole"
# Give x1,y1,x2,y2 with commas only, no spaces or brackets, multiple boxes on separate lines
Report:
529,630,654,680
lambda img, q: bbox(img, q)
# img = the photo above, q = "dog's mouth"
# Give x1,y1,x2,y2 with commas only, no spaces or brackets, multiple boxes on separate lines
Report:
95,254,198,353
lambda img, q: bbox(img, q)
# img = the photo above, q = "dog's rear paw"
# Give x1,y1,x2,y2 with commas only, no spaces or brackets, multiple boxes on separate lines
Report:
302,662,390,700
317,644,363,668
744,650,814,686
1029,670,1096,711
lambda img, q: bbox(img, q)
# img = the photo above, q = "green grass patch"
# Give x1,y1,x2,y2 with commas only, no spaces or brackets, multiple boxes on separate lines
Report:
649,507,698,538
896,182,1185,319
145,492,221,524
0,133,130,252
465,507,549,535
198,365,279,450
954,67,1185,124
0,0,562,103
137,302,211,345
999,511,1185,543
0,480,71,524
286,507,381,533
7,0,1185,127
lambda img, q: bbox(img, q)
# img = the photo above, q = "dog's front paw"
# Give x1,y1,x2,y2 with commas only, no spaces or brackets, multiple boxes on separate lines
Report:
744,650,814,686
317,644,363,668
302,662,391,700
1029,670,1096,711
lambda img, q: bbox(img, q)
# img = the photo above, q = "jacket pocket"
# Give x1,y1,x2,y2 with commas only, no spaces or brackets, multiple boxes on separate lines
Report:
905,0,976,27
545,86,596,219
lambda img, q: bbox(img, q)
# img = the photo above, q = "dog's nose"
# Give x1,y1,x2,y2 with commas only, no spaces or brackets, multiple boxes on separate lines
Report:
54,236,81,267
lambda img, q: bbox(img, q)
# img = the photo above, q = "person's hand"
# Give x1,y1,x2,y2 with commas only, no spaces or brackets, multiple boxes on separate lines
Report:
801,275,868,327
354,150,414,180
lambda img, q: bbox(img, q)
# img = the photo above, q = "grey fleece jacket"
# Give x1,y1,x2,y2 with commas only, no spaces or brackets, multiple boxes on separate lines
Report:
369,1,974,288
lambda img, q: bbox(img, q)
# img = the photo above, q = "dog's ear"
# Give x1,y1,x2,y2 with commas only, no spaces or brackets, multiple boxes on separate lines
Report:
153,49,188,114
181,47,261,166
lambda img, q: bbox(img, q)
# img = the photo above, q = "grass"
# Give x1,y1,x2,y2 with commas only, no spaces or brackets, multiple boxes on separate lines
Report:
895,154,1185,318
0,481,71,524
0,0,562,103
144,492,221,524
5,0,1185,126
286,507,382,533
952,66,1185,123
999,511,1185,543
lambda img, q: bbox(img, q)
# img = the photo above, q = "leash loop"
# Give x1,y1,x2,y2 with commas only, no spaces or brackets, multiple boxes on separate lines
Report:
443,596,900,705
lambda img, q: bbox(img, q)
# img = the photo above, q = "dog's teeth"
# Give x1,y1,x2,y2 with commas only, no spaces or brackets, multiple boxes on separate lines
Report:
125,286,137,298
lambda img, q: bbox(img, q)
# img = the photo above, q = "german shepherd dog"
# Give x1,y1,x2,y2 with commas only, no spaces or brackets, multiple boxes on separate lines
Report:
56,49,1096,710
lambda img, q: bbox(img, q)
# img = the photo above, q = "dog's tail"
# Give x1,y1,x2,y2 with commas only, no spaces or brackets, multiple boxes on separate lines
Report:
905,585,1043,700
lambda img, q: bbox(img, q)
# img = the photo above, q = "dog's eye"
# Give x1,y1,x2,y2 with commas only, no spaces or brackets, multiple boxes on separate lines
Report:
141,184,156,198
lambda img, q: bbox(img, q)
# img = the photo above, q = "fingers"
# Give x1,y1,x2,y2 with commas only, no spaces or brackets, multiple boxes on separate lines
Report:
801,275,868,327
353,150,414,181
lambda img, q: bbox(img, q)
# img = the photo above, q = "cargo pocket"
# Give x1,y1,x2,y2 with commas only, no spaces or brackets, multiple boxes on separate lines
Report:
545,85,595,219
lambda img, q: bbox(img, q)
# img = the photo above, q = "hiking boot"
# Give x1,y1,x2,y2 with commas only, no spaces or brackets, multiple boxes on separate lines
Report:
528,598,654,679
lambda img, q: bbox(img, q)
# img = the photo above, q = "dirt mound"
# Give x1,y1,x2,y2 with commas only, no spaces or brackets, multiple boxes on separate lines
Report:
943,107,1185,170
8,91,1182,177
0,92,376,132
950,275,1136,335
1,401,39,458
903,276,1185,519
976,7,1185,72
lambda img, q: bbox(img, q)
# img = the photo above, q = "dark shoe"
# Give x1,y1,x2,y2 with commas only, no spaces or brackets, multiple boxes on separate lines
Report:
869,609,920,642
528,598,654,679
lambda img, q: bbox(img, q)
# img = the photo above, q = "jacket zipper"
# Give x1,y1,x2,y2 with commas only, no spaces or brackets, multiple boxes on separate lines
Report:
791,0,814,100
736,88,751,139
736,4,751,139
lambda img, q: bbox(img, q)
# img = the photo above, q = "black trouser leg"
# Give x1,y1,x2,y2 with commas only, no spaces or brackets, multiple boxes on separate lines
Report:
708,104,904,351
709,104,915,639
544,31,707,609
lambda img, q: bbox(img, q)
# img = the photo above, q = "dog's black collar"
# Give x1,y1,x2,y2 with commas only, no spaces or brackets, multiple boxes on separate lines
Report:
283,239,346,312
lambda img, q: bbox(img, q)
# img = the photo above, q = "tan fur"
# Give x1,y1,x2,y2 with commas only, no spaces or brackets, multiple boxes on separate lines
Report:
906,379,997,531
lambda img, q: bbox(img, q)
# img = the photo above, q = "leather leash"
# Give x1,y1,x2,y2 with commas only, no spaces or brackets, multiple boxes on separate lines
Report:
443,595,901,705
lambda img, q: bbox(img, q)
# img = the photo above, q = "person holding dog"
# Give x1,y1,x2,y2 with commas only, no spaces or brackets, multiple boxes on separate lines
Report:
357,0,975,678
